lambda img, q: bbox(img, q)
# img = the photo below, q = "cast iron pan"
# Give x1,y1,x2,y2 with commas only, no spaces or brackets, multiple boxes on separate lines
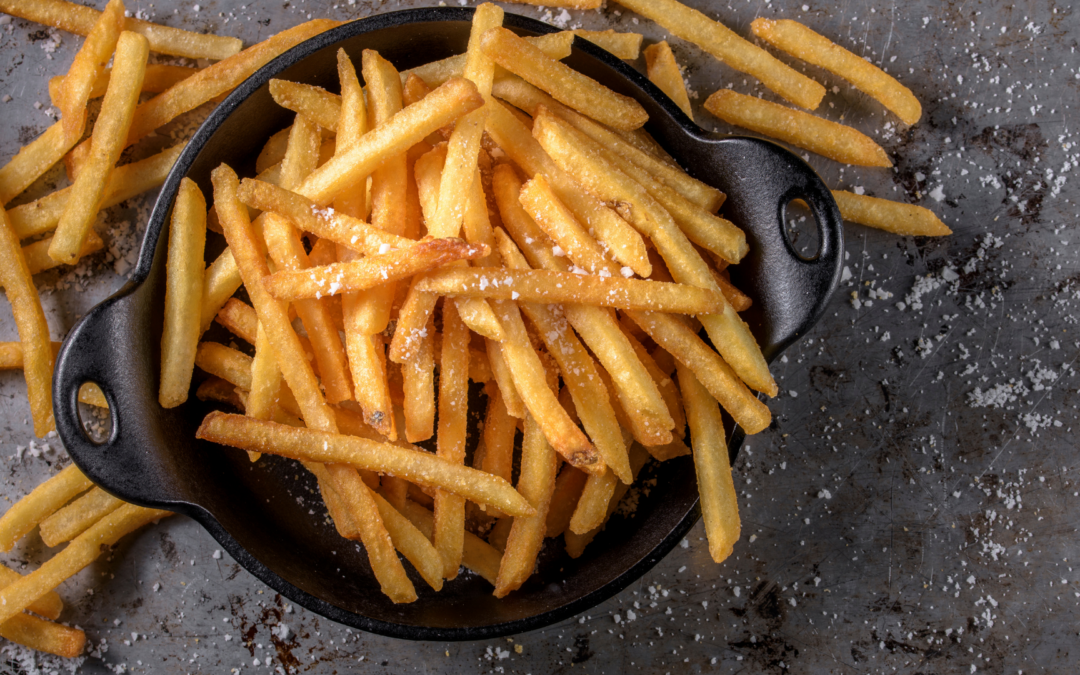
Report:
52,8,843,640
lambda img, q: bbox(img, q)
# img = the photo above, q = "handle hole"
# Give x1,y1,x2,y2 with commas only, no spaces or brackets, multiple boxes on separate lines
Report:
77,382,112,445
783,199,822,261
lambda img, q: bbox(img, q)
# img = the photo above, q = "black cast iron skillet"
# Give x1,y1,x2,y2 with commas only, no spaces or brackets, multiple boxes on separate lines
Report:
52,8,843,640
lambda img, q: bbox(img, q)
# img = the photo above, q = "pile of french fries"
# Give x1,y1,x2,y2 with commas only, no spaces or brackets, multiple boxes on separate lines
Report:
0,0,955,655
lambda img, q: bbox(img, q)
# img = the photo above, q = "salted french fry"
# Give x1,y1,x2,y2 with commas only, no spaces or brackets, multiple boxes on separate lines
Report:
610,0,824,109
492,78,722,211
199,249,242,334
493,164,673,445
564,444,650,558
14,231,103,278
38,487,124,548
197,412,535,518
195,342,252,391
262,238,487,302
401,314,436,443
574,30,643,60
496,228,631,483
626,310,771,433
644,41,693,120
0,208,55,436
50,31,148,265
485,101,651,276
298,77,484,206
388,279,440,365
417,266,725,315
570,468,619,535
486,339,525,419
269,79,342,132
434,301,470,578
401,499,502,585
0,465,91,552
704,89,891,167
369,491,444,591
489,299,601,473
677,363,740,562
494,414,558,597
8,143,183,240
480,27,648,131
0,565,63,621
401,32,575,88
56,0,125,142
50,63,199,107
237,179,410,256
0,504,171,625
0,0,242,60
831,190,951,236
751,19,921,125
0,120,85,207
159,178,206,408
544,465,588,538
0,611,86,658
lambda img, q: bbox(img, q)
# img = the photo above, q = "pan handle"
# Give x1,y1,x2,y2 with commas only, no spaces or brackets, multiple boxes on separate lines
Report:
53,287,188,508
684,136,844,360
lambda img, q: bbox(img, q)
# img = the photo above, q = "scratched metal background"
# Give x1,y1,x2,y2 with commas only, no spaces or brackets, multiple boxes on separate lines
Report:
1,0,1078,673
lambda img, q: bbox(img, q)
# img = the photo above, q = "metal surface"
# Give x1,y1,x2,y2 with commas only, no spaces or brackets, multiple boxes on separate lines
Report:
0,0,1077,672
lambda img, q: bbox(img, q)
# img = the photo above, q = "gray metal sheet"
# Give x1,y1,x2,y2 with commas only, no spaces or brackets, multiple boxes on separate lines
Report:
1,0,1078,672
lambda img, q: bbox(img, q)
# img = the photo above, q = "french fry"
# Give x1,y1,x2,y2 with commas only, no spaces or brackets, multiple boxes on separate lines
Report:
573,30,643,60
400,499,502,586
492,78,722,211
8,143,183,241
494,413,558,597
486,338,525,419
489,299,601,473
751,19,922,125
297,77,484,206
564,444,650,558
402,314,436,443
15,231,103,278
570,468,619,535
626,310,771,434
0,464,92,552
388,279,440,364
370,491,444,591
256,127,292,175
831,190,951,236
496,228,631,484
261,238,488,302
38,487,124,548
480,27,648,132
269,79,341,131
0,504,171,626
610,0,825,110
0,120,85,207
481,385,517,488
199,249,242,334
0,611,86,658
55,0,125,143
0,565,63,621
50,31,149,265
196,376,245,410
214,164,415,603
401,32,575,88
416,266,726,315
544,465,588,538
434,300,470,578
677,363,740,562
618,319,687,440
0,0,242,60
485,101,651,277
704,89,892,167
0,208,55,437
713,267,752,312
215,298,258,345
159,177,206,408
237,179,411,256
196,412,535,518
50,63,199,108
195,342,253,391
644,41,694,120
503,0,600,7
